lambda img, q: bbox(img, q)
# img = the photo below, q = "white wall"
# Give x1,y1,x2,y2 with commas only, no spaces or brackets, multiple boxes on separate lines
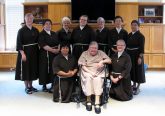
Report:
0,0,5,4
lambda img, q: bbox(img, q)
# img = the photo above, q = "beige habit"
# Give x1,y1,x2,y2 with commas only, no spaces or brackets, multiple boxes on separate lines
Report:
78,50,111,96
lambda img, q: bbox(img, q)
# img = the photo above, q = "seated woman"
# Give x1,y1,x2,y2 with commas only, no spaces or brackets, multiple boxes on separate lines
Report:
78,41,111,114
110,39,133,101
52,42,78,103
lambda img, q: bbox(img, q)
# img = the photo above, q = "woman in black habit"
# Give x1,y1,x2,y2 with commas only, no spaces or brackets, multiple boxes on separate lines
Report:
57,16,72,53
108,16,128,56
96,17,110,55
57,16,71,45
110,39,133,101
15,13,39,94
71,15,96,60
38,19,60,92
52,42,78,103
127,20,145,95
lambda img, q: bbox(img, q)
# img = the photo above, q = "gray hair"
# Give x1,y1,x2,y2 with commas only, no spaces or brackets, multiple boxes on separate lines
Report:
89,41,99,48
116,39,126,46
97,17,105,23
62,16,71,24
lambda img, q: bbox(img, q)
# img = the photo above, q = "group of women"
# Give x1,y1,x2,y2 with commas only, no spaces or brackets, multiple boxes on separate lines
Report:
15,13,145,114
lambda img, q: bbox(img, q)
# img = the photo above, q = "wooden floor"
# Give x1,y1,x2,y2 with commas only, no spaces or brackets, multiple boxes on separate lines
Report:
0,71,165,116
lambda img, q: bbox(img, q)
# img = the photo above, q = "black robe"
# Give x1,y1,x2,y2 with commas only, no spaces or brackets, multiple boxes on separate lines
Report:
110,52,133,101
108,28,128,56
52,54,78,103
127,31,145,83
38,30,59,85
57,28,71,44
71,25,96,60
15,25,39,81
57,28,72,53
96,27,110,55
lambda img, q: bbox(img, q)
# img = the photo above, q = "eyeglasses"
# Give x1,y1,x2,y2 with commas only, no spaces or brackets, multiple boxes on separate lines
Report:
116,45,125,46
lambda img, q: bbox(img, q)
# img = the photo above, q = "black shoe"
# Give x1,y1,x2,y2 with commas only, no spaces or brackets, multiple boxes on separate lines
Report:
48,87,53,93
86,102,92,111
25,88,32,94
31,87,38,92
132,85,136,91
94,104,101,114
133,88,140,95
42,85,48,92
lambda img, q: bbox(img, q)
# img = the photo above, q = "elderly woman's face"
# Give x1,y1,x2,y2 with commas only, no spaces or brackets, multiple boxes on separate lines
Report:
25,15,34,25
97,20,105,29
44,21,51,31
116,41,126,52
88,45,98,56
63,20,70,29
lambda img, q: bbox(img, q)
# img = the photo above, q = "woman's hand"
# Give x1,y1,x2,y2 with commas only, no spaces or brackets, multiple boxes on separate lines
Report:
112,48,118,53
97,60,104,69
20,50,26,62
138,57,142,65
110,75,119,84
51,48,59,54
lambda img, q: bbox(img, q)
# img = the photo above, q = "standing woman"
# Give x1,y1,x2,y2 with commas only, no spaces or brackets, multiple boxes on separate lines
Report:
57,17,72,53
15,13,39,94
127,20,145,95
108,16,128,56
96,17,110,55
57,17,71,44
38,19,60,92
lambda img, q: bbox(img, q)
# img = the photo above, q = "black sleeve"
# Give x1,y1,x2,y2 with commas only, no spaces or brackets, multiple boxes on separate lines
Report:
16,29,23,51
90,28,96,41
108,30,113,49
121,55,132,79
70,29,75,45
38,32,47,48
139,34,145,54
73,57,78,69
123,30,128,45
52,56,61,75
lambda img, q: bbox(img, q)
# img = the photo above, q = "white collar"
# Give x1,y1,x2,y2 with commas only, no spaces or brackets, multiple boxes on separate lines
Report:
132,30,138,35
118,51,123,58
63,27,69,33
99,27,104,32
63,55,68,60
27,25,32,30
80,26,85,30
116,27,122,33
44,29,51,35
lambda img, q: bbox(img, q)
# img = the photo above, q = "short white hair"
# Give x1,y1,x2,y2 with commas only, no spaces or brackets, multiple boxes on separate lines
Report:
97,17,105,23
116,39,126,46
62,17,71,24
89,41,98,48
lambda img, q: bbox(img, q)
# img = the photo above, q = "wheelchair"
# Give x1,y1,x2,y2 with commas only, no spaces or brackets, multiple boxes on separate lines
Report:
74,64,111,108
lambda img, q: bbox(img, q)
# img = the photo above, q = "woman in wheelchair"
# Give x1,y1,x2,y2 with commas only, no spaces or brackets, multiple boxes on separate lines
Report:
52,42,78,103
78,41,111,114
110,39,133,101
